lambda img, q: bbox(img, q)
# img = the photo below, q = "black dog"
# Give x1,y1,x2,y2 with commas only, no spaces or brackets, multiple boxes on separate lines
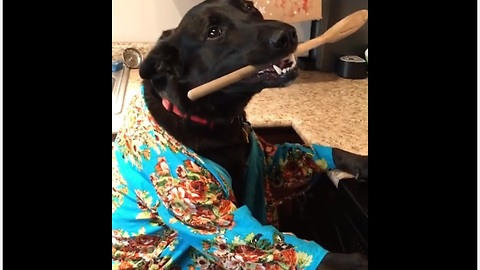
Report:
126,0,368,269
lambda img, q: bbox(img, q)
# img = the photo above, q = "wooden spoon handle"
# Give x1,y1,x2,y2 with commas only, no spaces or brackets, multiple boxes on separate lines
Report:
294,9,368,54
187,10,368,101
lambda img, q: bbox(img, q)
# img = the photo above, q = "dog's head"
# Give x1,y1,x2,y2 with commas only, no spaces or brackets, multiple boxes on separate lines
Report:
140,0,299,119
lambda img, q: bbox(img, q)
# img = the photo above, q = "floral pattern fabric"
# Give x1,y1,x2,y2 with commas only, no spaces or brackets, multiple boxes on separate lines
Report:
112,86,337,270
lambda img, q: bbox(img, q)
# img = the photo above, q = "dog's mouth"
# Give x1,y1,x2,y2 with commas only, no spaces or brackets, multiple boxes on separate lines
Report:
256,53,297,78
239,53,298,86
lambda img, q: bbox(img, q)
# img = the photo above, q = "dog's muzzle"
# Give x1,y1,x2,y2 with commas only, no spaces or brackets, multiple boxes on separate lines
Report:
238,53,298,85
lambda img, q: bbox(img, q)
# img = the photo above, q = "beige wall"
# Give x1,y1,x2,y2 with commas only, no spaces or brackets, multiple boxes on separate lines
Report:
112,0,312,44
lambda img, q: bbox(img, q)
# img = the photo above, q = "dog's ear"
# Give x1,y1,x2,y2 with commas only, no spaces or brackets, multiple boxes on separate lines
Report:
139,28,181,80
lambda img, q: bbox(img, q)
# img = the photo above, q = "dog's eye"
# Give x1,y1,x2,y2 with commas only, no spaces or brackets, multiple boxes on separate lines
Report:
207,27,223,40
244,1,254,10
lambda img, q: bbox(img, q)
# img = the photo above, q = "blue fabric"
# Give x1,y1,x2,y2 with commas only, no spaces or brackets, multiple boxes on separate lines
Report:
243,131,268,224
112,87,334,269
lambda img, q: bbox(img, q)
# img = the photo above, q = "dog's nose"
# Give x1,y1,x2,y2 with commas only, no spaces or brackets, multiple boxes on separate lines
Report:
269,28,298,49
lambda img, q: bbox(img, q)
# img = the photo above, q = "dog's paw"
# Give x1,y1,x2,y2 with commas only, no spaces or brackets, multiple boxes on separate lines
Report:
332,149,368,181
317,252,368,270
350,155,368,181
357,156,368,180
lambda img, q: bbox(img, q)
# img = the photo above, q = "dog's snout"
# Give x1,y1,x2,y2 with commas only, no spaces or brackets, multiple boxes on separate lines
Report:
269,30,289,49
289,29,298,45
269,27,298,50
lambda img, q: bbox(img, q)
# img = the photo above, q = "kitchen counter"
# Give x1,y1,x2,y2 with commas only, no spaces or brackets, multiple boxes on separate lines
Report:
113,69,368,155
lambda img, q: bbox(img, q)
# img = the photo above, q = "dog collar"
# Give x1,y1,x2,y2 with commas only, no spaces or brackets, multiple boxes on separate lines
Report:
161,97,251,143
162,98,215,128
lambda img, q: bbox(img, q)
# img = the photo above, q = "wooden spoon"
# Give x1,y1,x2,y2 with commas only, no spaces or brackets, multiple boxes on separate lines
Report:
187,9,368,101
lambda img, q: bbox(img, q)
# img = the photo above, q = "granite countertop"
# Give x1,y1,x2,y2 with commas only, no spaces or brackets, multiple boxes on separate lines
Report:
113,68,368,155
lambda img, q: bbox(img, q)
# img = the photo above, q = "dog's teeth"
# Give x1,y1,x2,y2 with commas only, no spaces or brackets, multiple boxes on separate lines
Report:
272,65,282,75
281,68,287,74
